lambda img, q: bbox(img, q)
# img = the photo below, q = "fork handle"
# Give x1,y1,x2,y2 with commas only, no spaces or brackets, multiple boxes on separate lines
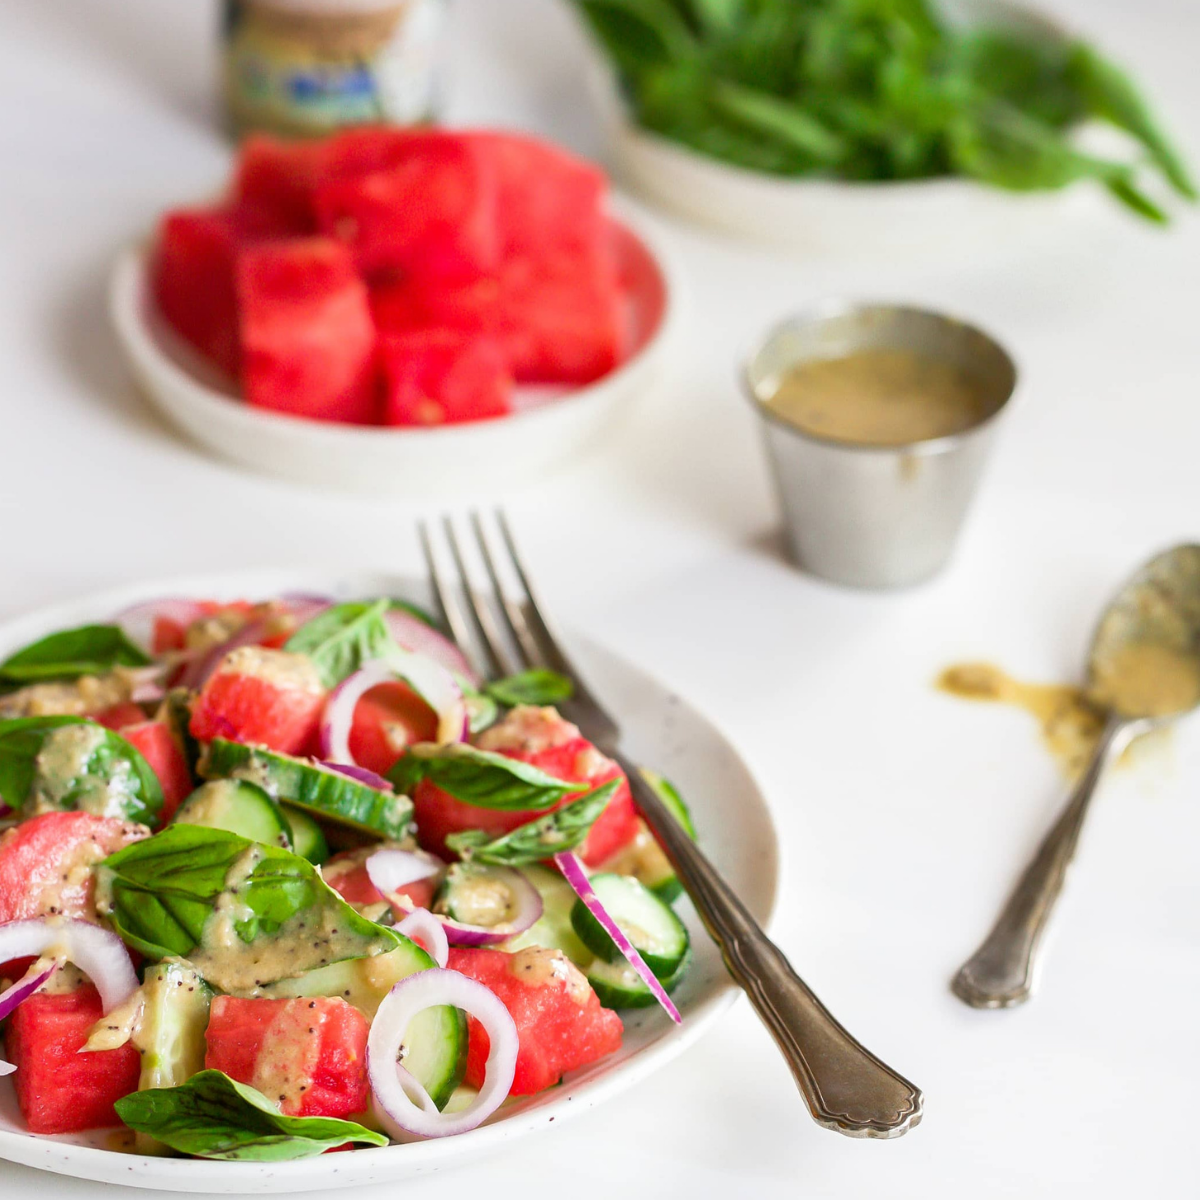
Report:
620,757,923,1138
951,713,1132,1009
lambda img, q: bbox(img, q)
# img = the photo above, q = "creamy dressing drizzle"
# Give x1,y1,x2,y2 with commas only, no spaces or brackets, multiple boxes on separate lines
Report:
508,947,590,1005
29,723,137,818
186,847,393,993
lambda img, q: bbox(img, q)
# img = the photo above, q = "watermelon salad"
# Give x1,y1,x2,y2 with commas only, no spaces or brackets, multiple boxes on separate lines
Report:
0,593,696,1159
153,128,635,429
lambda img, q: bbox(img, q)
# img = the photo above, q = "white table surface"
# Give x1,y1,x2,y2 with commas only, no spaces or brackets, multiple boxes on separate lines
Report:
1,0,1199,1195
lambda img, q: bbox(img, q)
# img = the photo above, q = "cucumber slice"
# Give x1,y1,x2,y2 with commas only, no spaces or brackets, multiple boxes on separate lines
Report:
132,961,212,1155
135,961,212,1090
174,780,292,849
261,936,466,1109
281,804,329,864
204,738,413,839
586,948,691,1010
501,864,591,967
570,873,689,978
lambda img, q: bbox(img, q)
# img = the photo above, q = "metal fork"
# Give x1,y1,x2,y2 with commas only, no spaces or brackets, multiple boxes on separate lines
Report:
419,512,924,1139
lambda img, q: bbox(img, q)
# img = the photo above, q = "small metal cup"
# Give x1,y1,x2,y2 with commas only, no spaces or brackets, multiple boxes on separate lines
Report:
745,302,1017,589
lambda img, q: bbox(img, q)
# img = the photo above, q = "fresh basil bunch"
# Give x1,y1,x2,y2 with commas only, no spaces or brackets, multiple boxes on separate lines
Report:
573,0,1194,220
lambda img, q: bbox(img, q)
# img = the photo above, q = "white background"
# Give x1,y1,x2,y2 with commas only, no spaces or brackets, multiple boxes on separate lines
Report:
1,0,1199,1195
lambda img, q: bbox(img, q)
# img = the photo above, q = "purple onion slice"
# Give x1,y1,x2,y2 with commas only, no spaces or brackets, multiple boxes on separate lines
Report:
368,968,518,1138
554,852,682,1024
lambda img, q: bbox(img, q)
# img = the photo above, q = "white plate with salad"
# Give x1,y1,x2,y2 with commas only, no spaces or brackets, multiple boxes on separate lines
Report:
0,568,778,1192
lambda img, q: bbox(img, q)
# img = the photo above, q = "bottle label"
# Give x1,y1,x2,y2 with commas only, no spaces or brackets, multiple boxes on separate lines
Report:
222,0,445,137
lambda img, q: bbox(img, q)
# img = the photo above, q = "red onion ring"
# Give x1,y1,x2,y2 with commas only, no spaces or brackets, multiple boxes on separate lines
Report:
111,598,208,654
367,968,518,1138
0,919,138,1014
365,849,444,896
320,657,467,767
380,860,543,947
322,761,394,793
395,909,449,968
0,963,58,1076
554,852,682,1024
384,609,479,687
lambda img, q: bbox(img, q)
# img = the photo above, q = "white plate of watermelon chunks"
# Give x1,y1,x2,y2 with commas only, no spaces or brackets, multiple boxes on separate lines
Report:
110,129,678,495
0,569,778,1191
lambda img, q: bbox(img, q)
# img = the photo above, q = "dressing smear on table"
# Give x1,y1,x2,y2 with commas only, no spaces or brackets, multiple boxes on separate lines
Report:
936,663,1107,778
936,662,1178,778
762,348,991,446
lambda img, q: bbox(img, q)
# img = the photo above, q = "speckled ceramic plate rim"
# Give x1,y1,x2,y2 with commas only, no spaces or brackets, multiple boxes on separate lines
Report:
0,567,780,1193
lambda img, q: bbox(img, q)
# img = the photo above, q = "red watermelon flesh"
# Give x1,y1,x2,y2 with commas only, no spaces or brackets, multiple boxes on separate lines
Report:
237,238,379,425
465,131,607,257
0,811,147,927
347,680,439,776
323,845,436,912
412,707,638,866
369,275,500,338
119,720,194,826
234,135,326,236
315,138,499,281
448,946,623,1095
153,207,245,378
189,646,326,755
4,986,142,1133
205,996,369,1119
497,245,623,384
379,329,512,427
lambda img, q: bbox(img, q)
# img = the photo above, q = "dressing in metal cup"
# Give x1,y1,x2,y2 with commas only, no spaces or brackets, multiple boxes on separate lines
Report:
745,303,1017,589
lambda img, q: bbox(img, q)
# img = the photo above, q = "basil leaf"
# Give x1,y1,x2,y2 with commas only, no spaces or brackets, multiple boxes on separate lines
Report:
0,624,150,683
0,716,163,825
465,691,499,735
114,1070,388,1161
1066,41,1197,201
388,743,584,811
99,824,398,991
284,599,396,689
446,779,619,865
638,767,696,838
485,669,574,708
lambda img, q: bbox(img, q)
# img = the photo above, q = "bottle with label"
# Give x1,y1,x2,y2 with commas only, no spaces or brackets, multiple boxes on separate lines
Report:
221,0,446,139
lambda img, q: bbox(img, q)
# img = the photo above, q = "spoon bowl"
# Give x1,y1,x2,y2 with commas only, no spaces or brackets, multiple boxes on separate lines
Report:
1087,544,1200,722
953,543,1200,1008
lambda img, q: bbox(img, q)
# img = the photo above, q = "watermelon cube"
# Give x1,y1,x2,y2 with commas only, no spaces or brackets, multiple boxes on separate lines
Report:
369,275,500,338
465,132,607,257
498,246,623,384
234,135,326,237
189,646,326,755
379,329,512,427
4,987,142,1133
119,720,194,827
315,136,499,280
205,996,370,1118
237,238,380,425
447,947,623,1095
153,207,245,378
413,706,638,866
0,811,146,927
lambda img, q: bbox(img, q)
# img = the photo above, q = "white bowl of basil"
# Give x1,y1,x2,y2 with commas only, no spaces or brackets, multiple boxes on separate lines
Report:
574,0,1194,253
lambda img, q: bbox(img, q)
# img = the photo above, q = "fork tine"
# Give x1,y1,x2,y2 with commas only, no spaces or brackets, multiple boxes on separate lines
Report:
494,510,606,709
441,515,519,680
470,511,547,673
418,519,482,679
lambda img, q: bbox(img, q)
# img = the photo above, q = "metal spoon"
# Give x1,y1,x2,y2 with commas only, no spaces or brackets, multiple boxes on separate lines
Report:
952,544,1200,1008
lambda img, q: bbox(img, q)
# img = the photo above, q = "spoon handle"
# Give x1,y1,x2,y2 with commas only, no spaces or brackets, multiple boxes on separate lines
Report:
952,715,1130,1008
